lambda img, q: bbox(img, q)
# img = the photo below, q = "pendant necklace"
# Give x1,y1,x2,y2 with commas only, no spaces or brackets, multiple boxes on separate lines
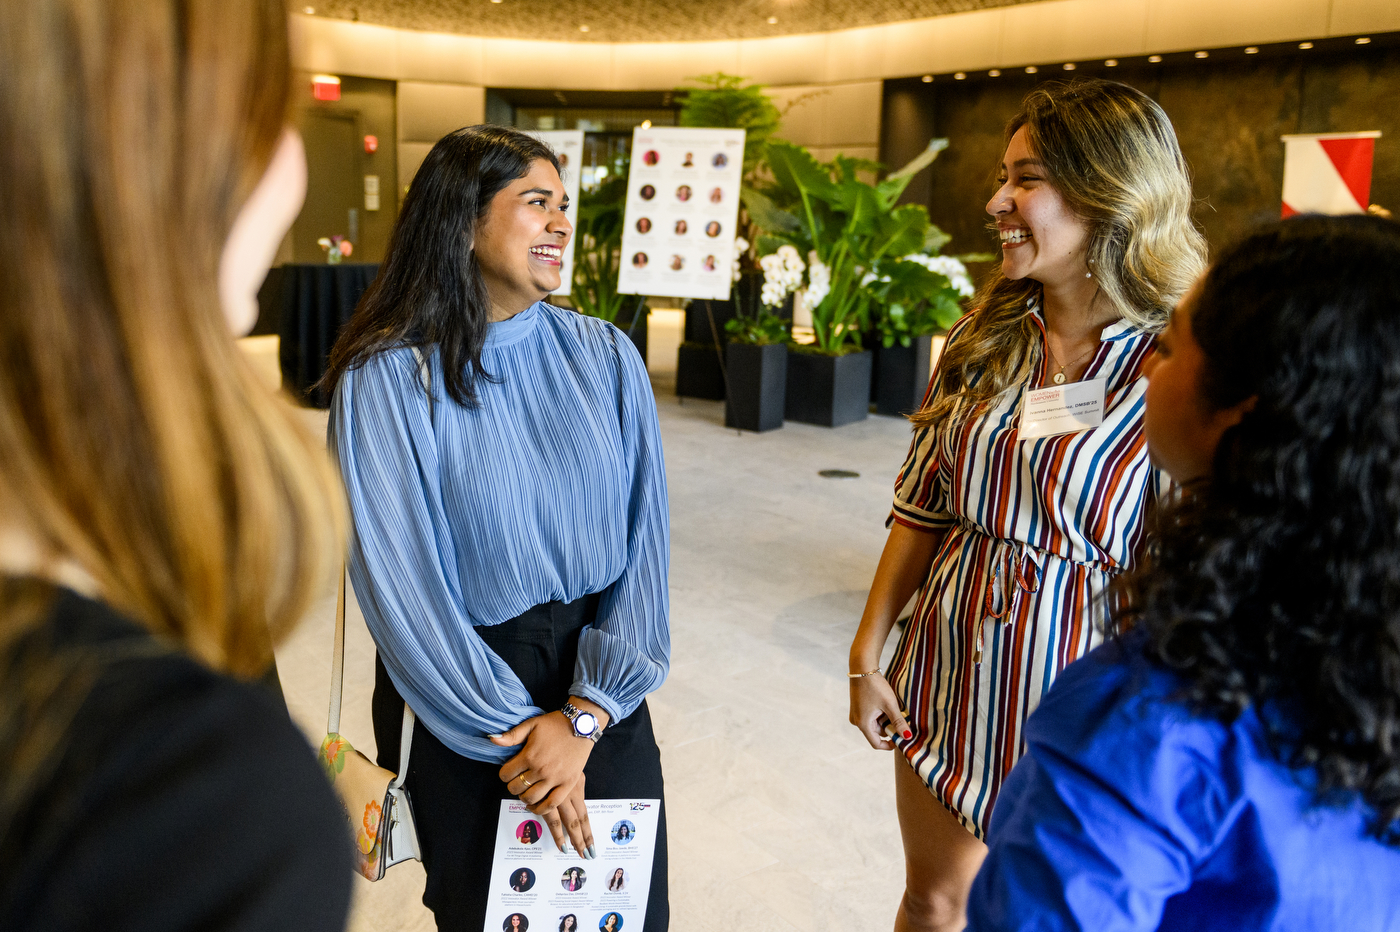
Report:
1046,341,1097,385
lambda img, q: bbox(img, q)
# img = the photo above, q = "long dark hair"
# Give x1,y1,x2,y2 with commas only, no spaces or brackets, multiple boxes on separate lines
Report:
558,916,576,932
321,124,560,407
1114,214,1400,843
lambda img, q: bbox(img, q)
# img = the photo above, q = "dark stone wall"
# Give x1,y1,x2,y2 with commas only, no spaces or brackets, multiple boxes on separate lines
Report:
882,45,1400,263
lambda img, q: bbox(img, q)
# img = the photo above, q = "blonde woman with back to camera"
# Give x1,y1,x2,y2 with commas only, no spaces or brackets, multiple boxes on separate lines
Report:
847,79,1206,932
0,0,351,928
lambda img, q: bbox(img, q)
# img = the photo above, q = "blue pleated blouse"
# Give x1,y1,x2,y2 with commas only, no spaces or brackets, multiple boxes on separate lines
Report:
328,301,670,764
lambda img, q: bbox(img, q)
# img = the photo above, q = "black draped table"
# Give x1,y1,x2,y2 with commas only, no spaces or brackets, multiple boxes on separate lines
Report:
259,263,380,408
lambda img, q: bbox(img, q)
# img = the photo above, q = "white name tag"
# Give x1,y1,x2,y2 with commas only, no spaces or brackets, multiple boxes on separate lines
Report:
1020,378,1106,441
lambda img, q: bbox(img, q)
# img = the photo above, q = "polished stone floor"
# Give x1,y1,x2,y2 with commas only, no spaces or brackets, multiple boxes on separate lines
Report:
245,314,920,931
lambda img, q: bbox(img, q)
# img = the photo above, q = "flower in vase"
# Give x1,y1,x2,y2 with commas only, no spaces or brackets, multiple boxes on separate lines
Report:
901,253,974,297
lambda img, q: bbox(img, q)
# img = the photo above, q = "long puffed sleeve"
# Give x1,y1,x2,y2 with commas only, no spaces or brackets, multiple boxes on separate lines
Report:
569,328,671,725
329,349,543,763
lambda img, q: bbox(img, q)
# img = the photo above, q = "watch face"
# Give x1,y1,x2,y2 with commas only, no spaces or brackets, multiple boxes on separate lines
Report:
574,712,598,736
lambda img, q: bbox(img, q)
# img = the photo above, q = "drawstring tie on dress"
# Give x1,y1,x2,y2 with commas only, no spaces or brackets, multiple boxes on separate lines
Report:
976,543,1043,665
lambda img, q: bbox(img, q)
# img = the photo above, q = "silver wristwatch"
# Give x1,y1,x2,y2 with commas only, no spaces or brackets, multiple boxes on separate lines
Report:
561,701,603,743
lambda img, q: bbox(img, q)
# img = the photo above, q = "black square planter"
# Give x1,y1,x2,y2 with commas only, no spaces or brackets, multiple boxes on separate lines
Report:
875,334,934,417
724,343,787,432
785,349,873,427
616,311,649,365
684,299,739,345
676,343,726,399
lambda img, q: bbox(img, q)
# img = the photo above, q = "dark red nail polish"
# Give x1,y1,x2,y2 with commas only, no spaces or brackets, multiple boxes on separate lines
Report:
903,730,913,739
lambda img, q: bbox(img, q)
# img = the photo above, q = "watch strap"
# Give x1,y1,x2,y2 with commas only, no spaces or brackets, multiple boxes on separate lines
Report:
561,701,603,743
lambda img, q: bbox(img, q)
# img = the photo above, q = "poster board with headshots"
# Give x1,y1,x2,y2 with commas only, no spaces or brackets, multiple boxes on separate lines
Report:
482,797,660,932
525,129,584,297
616,127,746,301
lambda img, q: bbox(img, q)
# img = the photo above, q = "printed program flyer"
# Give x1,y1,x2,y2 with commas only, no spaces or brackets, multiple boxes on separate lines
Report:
482,798,661,932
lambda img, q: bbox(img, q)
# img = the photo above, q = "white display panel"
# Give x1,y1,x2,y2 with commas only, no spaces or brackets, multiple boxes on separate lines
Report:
526,129,585,297
482,798,660,932
616,127,746,301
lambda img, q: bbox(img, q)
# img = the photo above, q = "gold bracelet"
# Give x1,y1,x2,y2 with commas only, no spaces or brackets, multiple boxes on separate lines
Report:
847,668,883,678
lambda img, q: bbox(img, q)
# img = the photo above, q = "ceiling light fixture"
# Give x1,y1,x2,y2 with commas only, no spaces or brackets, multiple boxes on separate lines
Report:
767,16,778,23
1148,55,1162,63
1025,65,1038,74
640,120,652,129
1062,63,1076,71
1195,50,1209,58
1299,41,1314,49
920,74,934,83
1356,37,1372,45
988,69,1001,77
579,24,590,32
954,72,967,80
1245,46,1259,54
303,5,315,12
1105,59,1118,67
491,0,502,4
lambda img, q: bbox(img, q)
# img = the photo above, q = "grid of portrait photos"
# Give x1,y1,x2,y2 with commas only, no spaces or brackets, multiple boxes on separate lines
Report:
616,127,746,301
483,799,660,932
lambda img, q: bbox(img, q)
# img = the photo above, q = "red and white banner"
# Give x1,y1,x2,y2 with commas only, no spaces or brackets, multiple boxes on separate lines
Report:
1281,132,1382,217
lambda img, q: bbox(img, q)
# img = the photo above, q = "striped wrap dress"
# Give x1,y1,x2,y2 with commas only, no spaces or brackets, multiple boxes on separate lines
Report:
886,299,1167,839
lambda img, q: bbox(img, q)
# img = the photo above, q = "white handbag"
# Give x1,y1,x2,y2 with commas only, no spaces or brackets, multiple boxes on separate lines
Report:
317,568,422,880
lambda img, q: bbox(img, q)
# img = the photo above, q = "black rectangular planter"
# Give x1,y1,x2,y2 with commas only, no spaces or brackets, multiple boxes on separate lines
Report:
676,343,726,400
724,343,787,432
616,311,649,366
784,348,873,427
875,334,934,417
684,299,739,345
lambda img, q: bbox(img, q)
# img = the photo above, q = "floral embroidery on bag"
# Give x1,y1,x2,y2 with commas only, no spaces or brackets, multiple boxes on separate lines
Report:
318,734,349,781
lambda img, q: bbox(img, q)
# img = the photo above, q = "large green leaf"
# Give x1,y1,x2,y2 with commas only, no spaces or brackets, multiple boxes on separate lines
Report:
740,186,802,236
765,141,837,201
876,137,949,208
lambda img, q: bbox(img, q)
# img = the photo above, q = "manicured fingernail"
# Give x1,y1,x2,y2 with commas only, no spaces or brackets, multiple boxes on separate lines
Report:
587,845,597,859
903,730,913,739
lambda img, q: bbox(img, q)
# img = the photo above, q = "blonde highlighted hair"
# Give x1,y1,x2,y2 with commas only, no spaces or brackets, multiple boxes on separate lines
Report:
911,80,1207,430
0,0,344,675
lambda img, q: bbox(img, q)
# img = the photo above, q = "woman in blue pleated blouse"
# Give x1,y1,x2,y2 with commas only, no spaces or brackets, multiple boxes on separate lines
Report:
967,215,1400,930
322,126,670,931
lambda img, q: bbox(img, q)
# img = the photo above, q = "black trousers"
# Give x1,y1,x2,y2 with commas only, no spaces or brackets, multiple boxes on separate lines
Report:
373,594,669,931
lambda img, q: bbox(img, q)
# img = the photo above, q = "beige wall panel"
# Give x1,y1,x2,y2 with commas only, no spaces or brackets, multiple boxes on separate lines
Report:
398,141,435,198
738,34,830,86
767,85,826,147
394,31,485,85
289,14,401,79
1000,0,1148,66
820,82,883,146
1329,0,1400,35
806,145,882,168
820,26,890,83
611,42,742,90
480,39,614,89
1145,0,1329,52
397,83,485,143
882,11,1005,78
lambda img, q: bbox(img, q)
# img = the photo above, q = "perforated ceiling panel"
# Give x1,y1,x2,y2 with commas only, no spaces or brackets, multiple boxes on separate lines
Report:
302,0,1046,43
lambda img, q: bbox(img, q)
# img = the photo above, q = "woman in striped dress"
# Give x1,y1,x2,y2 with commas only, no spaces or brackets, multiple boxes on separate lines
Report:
848,80,1207,932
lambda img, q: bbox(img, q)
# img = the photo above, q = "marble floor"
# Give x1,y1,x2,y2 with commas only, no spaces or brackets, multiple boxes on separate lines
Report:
244,313,918,932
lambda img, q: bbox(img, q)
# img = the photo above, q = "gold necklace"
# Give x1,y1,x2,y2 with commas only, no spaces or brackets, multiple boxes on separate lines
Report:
1046,341,1098,385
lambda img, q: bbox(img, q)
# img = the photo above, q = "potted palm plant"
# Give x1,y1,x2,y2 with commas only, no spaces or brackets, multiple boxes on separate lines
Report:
674,73,785,400
571,153,648,362
745,139,948,427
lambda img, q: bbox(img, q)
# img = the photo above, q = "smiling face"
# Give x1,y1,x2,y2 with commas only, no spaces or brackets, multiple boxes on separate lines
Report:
986,126,1092,290
473,158,572,319
1143,279,1254,482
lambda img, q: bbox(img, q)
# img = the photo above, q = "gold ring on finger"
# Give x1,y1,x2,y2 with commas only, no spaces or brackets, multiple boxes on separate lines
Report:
520,778,533,789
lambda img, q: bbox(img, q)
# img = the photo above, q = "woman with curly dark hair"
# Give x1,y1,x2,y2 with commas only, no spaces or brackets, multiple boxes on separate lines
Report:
966,214,1400,929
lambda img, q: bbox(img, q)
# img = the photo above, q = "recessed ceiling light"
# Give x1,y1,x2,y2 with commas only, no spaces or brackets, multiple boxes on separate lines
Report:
1299,41,1314,49
921,74,933,83
303,5,315,12
954,72,966,80
1245,46,1259,54
579,24,590,32
1105,59,1118,67
767,15,778,23
1195,50,1209,58
640,120,652,129
1148,55,1162,63
988,69,1001,77
1025,65,1038,73
1356,37,1372,45
1062,63,1076,71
